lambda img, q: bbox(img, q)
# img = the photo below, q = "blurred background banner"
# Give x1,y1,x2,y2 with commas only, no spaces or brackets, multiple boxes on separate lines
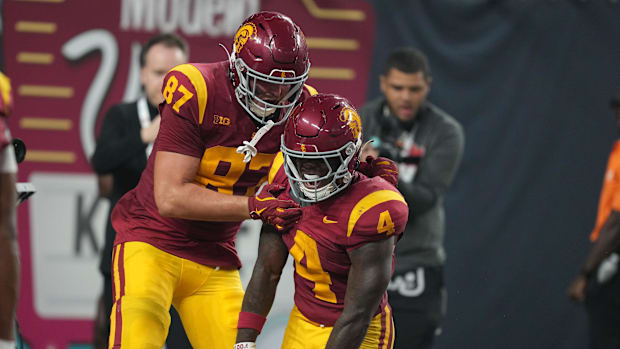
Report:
3,0,620,348
2,0,374,347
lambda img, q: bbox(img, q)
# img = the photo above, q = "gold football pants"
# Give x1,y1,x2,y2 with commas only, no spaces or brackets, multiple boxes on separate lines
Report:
281,305,395,349
108,241,243,348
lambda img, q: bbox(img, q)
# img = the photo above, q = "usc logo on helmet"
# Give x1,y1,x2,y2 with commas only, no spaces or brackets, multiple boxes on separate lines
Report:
339,107,361,139
234,23,257,54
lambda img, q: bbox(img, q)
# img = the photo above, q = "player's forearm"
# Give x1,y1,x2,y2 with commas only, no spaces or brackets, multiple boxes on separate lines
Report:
326,312,371,349
581,211,620,276
235,266,280,343
156,181,250,221
0,235,19,340
237,228,287,343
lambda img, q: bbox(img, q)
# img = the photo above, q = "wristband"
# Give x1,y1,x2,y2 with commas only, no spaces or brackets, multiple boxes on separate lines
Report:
0,339,15,349
237,311,267,333
234,342,256,349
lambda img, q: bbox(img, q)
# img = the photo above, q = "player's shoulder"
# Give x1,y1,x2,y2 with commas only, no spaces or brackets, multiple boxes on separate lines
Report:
162,62,224,125
300,84,318,99
340,176,409,239
268,151,287,186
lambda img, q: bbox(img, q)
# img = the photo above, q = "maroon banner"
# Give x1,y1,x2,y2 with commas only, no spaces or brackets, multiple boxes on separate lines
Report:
2,0,375,347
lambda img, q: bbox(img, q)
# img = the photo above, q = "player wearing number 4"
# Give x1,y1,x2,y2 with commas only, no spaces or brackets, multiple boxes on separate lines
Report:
235,94,409,349
108,11,394,349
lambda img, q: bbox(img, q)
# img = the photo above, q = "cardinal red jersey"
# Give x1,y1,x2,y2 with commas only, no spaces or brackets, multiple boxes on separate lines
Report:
112,62,317,269
268,153,409,326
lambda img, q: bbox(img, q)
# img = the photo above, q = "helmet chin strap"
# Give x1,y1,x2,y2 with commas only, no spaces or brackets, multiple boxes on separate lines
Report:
236,120,275,163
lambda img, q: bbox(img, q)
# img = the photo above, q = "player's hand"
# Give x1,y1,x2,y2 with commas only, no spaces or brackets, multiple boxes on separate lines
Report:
358,156,399,187
140,115,161,143
248,183,301,230
567,274,587,303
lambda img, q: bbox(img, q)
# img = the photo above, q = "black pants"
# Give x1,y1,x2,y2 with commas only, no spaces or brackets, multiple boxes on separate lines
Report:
387,266,445,349
102,273,191,348
585,260,620,349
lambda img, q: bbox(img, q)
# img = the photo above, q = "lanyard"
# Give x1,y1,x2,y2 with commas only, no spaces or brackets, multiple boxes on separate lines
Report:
137,96,153,158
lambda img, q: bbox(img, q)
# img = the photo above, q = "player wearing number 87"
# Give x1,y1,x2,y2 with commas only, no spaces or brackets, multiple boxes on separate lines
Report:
108,11,311,349
235,94,409,349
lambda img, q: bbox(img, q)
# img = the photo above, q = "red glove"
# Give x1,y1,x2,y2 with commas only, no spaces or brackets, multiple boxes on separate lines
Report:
358,156,399,187
248,183,302,231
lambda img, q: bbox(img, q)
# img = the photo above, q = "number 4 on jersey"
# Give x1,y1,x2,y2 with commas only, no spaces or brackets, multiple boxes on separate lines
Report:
290,230,337,303
163,75,193,112
377,210,395,235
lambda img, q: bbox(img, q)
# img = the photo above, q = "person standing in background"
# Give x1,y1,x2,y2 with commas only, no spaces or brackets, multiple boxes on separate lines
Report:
0,71,19,349
567,88,620,349
359,47,465,349
90,33,189,348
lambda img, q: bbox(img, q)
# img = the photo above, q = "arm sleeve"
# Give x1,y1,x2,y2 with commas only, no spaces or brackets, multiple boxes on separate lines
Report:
398,121,465,215
156,103,205,158
267,152,287,185
346,198,409,251
91,105,146,174
155,67,208,158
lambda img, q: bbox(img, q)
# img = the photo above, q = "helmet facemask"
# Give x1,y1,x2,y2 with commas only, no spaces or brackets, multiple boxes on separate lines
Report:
233,56,309,126
282,138,361,203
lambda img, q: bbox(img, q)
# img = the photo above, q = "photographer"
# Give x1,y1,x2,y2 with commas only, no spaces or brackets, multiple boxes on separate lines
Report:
359,47,464,349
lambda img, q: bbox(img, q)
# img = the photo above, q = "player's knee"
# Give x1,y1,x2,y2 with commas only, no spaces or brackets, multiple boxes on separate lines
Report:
118,295,171,332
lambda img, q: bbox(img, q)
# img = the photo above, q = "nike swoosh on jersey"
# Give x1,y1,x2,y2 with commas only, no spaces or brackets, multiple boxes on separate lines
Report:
323,216,338,224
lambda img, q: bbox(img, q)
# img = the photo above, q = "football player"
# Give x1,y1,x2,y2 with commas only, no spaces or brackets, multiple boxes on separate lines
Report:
235,93,409,349
108,11,395,349
0,71,19,349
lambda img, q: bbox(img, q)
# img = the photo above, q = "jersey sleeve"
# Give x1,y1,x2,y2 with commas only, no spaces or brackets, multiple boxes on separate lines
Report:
268,151,288,186
156,64,209,158
345,189,409,251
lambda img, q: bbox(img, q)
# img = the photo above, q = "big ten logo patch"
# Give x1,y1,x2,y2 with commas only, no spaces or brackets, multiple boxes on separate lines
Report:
234,22,257,54
214,115,231,126
339,107,361,139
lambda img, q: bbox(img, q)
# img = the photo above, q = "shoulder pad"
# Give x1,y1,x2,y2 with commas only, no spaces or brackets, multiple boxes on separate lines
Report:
268,152,287,185
347,189,408,239
303,84,318,96
162,64,208,124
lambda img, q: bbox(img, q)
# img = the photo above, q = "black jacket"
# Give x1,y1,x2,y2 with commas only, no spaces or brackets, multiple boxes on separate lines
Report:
359,97,464,269
91,100,158,274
